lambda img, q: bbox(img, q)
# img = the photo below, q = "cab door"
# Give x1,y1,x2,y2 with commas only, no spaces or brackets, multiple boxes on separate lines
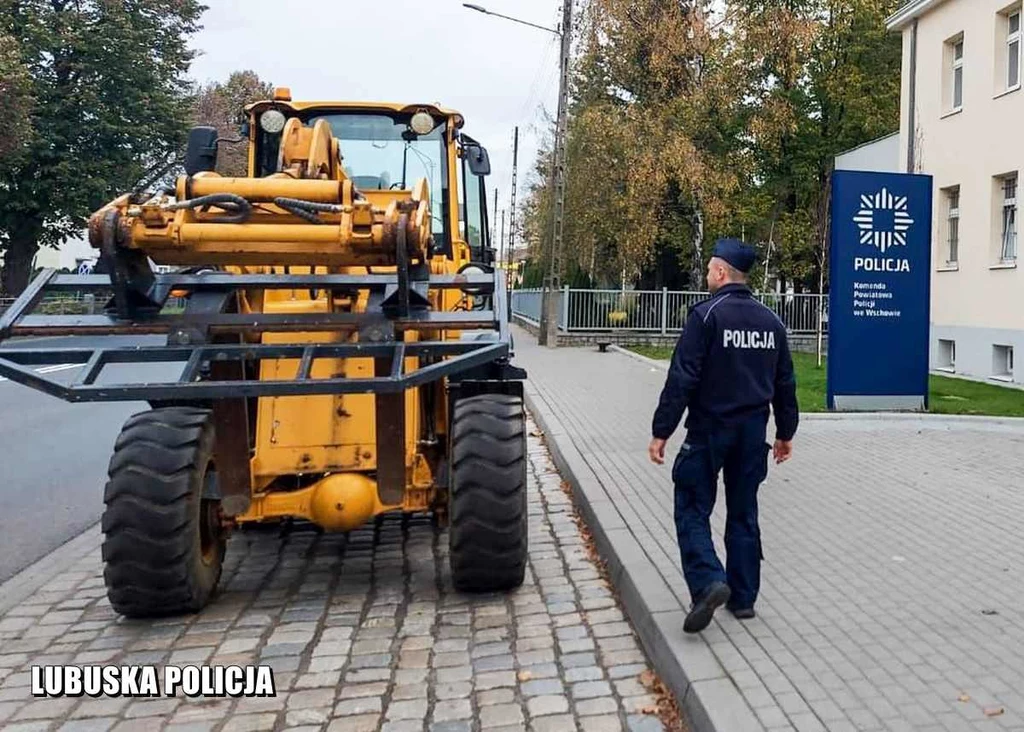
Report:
459,135,493,265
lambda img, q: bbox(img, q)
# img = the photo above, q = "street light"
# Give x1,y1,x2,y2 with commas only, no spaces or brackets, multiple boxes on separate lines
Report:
463,1,572,348
462,3,562,36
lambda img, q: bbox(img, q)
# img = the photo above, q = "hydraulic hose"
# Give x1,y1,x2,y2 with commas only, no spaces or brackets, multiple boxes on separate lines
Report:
274,197,344,225
164,193,252,224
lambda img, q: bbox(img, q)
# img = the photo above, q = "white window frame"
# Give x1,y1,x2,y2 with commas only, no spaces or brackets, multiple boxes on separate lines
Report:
993,344,1014,381
952,38,965,110
938,339,956,371
1002,174,1018,262
946,186,960,264
1009,10,1021,91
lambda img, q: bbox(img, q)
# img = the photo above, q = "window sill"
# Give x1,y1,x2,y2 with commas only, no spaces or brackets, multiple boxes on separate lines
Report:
937,264,959,272
990,374,1014,383
990,261,1018,270
941,107,963,120
995,85,1021,100
935,366,956,373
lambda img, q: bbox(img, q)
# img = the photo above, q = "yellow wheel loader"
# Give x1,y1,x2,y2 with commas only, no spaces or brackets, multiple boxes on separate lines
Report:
0,91,528,617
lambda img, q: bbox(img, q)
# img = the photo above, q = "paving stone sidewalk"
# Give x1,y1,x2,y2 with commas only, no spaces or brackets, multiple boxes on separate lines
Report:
514,328,1024,732
0,416,676,732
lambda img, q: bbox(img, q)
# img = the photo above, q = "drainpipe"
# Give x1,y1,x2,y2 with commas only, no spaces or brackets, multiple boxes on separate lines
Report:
907,18,919,173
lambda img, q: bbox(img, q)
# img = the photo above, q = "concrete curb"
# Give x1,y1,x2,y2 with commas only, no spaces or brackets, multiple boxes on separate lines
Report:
609,344,671,371
524,381,765,732
0,523,102,614
609,344,1024,428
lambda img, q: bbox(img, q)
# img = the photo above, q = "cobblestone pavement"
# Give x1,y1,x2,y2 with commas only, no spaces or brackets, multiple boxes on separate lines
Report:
0,417,676,732
515,330,1024,732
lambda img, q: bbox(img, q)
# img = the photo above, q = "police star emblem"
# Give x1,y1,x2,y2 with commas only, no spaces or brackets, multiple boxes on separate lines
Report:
853,187,915,254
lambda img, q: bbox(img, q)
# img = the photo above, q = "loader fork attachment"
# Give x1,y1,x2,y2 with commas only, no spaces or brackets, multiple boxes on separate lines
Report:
0,269,514,403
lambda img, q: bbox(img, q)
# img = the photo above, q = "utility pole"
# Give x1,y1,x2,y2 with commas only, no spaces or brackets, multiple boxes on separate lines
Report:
538,0,572,348
500,210,506,263
492,187,499,260
507,126,519,301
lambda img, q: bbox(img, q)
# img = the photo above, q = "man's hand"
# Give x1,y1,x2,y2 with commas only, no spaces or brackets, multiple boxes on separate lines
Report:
773,439,793,464
649,438,667,465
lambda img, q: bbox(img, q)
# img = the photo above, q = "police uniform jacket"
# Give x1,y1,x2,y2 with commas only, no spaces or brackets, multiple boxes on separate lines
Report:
651,283,799,441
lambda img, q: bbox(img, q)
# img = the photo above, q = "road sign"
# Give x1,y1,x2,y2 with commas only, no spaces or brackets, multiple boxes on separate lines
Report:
827,170,933,411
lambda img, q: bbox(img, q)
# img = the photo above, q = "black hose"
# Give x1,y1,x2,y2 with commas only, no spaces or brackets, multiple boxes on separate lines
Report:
274,197,344,214
275,202,321,224
165,193,252,224
272,197,345,225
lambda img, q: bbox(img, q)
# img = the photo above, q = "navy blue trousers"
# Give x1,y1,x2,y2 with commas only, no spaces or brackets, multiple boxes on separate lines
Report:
672,415,771,610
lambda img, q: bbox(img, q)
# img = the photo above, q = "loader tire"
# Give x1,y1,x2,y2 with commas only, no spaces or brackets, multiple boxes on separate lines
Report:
101,407,225,618
449,393,528,592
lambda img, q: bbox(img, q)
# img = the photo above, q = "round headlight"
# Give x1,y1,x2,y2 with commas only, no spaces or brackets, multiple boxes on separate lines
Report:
260,109,286,134
410,111,436,136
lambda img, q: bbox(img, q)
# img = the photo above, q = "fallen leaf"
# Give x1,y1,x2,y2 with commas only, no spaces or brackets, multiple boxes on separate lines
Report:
640,706,658,715
530,430,544,437
640,670,657,689
517,671,532,682
957,694,970,703
985,707,1005,717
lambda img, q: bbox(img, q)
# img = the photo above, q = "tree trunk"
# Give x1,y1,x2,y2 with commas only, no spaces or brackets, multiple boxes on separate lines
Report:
1,217,42,297
690,206,704,290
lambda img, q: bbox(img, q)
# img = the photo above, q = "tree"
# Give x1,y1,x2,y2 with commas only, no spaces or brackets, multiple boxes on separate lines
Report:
0,31,32,172
192,70,274,177
727,0,902,291
524,0,744,291
521,0,903,295
0,0,205,296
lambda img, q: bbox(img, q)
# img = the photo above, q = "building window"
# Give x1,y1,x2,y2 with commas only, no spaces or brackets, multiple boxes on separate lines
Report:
938,339,956,371
993,344,1014,380
1009,10,1021,90
1001,174,1018,262
952,37,965,109
944,186,960,264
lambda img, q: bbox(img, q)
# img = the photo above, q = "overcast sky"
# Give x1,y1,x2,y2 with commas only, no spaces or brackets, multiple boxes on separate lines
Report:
187,0,567,247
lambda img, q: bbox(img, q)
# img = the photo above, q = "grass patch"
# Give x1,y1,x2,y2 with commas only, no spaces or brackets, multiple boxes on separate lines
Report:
627,346,1024,417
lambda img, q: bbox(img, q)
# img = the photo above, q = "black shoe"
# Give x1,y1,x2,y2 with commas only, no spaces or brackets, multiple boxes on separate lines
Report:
683,582,731,634
729,607,755,620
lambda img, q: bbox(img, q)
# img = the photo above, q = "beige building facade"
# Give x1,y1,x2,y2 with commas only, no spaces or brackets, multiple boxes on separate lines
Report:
889,0,1022,384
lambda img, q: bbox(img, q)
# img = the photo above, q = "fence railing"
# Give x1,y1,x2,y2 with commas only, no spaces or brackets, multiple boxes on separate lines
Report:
0,293,186,319
511,288,828,335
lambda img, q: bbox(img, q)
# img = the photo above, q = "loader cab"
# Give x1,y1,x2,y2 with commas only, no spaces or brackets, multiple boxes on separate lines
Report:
246,100,493,265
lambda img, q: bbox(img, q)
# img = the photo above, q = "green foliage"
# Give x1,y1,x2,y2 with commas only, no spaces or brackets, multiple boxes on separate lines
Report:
0,0,206,295
0,31,32,171
521,0,904,294
192,70,274,177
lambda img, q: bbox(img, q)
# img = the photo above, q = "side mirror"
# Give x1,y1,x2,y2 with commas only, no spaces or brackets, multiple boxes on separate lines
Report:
466,144,491,176
185,126,219,176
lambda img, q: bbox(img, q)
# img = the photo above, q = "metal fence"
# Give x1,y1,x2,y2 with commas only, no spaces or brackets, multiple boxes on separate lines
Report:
0,293,186,319
0,294,105,317
511,287,828,335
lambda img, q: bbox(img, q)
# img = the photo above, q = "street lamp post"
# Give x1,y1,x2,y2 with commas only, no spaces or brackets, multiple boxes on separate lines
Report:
463,2,572,348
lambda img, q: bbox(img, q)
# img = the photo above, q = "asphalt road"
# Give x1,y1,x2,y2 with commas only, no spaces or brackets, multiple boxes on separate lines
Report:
0,335,173,583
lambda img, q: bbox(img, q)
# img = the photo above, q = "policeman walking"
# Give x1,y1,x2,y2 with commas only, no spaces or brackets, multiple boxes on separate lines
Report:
648,238,799,634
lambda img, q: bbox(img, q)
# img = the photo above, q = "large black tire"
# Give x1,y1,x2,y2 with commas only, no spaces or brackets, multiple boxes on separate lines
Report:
449,393,528,592
101,407,225,617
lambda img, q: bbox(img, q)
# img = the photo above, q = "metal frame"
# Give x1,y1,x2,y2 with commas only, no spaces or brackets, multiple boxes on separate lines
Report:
0,267,514,404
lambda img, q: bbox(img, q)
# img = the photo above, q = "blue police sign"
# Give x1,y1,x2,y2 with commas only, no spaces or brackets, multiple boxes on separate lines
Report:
827,170,933,411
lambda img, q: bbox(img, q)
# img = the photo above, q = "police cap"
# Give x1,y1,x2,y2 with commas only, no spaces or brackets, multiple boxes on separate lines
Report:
711,238,757,274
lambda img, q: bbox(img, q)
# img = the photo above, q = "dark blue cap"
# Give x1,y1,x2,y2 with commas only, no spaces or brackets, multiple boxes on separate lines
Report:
711,238,757,274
